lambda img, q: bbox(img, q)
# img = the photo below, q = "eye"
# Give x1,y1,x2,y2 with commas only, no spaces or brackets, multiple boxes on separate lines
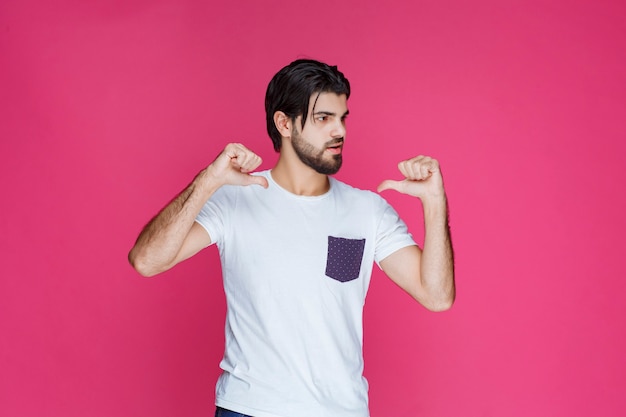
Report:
316,115,328,122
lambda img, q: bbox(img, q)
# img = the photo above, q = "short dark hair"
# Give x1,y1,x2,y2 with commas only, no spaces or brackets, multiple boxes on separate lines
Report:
265,59,351,151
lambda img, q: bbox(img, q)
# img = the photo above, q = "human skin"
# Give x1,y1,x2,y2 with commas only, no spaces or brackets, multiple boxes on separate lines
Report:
128,92,454,311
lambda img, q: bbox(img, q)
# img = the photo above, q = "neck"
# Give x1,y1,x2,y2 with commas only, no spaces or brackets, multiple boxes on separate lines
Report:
271,148,330,196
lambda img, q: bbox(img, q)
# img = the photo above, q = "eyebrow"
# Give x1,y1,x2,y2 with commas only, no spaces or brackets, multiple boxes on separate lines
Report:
313,110,350,118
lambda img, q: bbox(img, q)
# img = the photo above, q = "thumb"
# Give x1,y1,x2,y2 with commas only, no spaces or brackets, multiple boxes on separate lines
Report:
377,179,403,194
243,174,269,188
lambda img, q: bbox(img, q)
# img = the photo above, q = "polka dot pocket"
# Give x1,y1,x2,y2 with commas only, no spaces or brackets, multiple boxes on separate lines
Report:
325,236,366,283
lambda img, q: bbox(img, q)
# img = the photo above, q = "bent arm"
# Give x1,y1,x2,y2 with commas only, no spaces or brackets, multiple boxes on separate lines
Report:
128,170,217,277
378,155,455,311
380,196,455,311
128,143,268,277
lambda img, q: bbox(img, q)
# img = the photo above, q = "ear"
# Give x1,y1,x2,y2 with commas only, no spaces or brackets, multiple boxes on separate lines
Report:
273,111,293,138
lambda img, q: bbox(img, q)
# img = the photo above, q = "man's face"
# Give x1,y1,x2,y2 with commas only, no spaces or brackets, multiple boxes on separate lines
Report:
291,92,349,175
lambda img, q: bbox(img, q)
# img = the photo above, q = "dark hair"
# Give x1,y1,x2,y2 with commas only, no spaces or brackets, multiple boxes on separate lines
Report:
265,59,351,151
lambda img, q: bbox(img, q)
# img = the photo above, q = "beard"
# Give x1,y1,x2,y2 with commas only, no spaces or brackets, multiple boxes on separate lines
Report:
291,129,343,175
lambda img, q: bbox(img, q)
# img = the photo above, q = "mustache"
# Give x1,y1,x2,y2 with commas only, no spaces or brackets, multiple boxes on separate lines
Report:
325,138,344,147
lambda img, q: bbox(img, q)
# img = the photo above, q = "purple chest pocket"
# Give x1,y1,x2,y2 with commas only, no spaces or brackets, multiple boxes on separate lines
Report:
325,236,366,282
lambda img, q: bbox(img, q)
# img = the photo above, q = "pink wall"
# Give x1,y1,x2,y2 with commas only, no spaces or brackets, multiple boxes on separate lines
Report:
2,0,625,416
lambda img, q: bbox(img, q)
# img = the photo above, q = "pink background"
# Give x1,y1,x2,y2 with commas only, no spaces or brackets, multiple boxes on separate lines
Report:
2,0,625,416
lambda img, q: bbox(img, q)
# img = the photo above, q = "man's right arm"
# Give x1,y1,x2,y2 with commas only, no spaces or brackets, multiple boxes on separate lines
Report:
128,143,268,277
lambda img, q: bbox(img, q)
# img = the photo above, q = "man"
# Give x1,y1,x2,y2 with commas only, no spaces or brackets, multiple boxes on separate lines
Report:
129,59,455,417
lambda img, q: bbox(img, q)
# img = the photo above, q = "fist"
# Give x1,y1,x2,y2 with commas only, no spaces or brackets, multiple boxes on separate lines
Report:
377,155,445,200
208,143,268,188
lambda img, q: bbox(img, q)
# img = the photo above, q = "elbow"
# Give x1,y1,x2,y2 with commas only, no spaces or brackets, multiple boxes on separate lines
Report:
424,296,455,312
420,287,456,312
421,271,455,312
134,265,159,278
128,249,160,277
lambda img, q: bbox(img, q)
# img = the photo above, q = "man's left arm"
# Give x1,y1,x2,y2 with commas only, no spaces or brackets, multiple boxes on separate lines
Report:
377,155,455,312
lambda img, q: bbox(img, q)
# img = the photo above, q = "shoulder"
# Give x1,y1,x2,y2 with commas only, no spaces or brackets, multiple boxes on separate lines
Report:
331,177,389,207
214,170,270,199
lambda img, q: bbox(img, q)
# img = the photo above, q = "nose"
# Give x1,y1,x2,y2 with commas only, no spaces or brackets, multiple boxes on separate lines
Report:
331,118,346,139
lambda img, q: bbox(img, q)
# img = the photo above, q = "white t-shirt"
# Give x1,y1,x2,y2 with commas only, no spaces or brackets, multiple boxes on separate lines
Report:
195,170,416,417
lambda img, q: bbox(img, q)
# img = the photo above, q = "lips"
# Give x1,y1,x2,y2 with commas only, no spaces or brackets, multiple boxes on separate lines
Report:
326,140,343,151
326,143,343,154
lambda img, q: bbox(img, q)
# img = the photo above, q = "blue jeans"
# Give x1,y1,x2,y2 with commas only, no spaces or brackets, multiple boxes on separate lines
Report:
215,406,254,417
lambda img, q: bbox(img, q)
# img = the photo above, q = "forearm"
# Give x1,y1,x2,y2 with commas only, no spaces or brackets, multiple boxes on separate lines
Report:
128,169,218,276
420,196,455,310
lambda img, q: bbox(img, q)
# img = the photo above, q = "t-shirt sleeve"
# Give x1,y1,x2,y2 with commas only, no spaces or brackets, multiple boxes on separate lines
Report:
374,201,417,266
194,186,233,247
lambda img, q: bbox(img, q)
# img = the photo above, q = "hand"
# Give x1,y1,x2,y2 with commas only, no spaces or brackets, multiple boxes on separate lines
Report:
377,155,445,201
206,143,269,188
